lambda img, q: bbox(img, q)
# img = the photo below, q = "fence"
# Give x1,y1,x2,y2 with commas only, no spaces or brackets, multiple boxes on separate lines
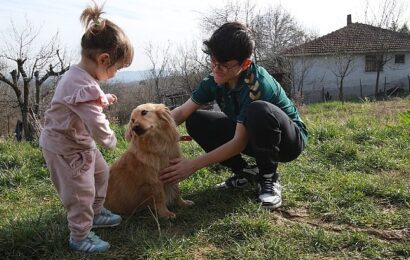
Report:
300,77,410,103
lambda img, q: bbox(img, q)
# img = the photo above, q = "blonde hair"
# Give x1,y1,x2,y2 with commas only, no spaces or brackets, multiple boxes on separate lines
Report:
80,1,133,68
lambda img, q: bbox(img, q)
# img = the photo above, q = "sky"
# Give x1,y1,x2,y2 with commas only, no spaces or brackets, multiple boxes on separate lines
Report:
0,0,409,71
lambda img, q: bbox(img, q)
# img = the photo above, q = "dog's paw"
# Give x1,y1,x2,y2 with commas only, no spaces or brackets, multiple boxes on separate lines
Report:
159,210,176,219
178,199,194,207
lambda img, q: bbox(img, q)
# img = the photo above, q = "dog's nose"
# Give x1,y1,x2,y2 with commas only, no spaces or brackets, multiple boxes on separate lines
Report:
132,124,146,135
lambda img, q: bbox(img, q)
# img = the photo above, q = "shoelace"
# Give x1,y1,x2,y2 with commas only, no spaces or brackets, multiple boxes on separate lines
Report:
87,232,100,243
99,208,112,216
260,174,273,194
226,175,243,185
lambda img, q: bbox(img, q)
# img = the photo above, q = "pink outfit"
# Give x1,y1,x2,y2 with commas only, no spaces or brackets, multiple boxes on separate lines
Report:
40,65,115,154
40,65,116,241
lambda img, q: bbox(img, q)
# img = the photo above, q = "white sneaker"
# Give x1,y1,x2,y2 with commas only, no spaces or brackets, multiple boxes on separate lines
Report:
216,166,258,189
258,173,282,209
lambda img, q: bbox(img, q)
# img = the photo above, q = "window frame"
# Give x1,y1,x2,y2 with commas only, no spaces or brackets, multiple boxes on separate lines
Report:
365,54,384,72
394,54,405,64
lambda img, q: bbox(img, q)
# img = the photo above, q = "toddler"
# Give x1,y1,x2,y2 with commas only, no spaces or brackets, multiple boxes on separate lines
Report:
40,2,133,253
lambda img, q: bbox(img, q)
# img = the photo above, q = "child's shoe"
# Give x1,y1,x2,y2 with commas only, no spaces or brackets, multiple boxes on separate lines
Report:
69,232,110,253
93,207,122,228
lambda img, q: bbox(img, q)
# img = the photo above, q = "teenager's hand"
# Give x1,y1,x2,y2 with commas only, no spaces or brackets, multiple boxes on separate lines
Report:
159,157,196,185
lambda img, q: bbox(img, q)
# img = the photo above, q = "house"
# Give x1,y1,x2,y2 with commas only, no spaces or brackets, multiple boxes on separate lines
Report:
283,15,410,102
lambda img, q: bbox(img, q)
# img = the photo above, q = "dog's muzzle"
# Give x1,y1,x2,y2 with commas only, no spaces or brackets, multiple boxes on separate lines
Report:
132,124,146,135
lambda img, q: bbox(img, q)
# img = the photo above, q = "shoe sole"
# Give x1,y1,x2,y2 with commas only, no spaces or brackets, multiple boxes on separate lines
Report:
92,222,121,228
70,246,110,253
215,183,249,189
261,201,282,209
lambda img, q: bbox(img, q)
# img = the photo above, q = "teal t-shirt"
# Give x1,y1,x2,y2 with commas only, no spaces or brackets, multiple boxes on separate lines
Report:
191,63,308,144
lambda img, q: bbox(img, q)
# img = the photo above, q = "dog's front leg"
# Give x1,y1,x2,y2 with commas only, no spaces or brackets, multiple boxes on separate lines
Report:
173,185,194,207
152,187,176,219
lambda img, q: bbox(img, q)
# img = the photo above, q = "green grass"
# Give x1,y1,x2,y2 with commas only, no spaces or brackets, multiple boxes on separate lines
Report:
1,97,409,259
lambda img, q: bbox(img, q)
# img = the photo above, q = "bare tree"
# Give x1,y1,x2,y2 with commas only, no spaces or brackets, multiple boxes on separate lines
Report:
288,56,315,98
0,19,69,141
362,0,408,97
252,6,314,68
200,0,257,34
144,42,171,103
331,52,355,102
199,0,315,88
169,42,208,94
363,0,407,30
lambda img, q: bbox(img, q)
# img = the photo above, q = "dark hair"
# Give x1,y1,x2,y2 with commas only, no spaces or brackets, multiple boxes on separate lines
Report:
80,1,133,68
203,22,254,63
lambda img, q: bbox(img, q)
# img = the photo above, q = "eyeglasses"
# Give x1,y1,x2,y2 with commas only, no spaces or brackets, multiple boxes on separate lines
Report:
209,57,241,72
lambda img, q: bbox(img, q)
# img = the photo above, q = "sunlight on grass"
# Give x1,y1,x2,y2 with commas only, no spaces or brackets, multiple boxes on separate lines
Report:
1,98,409,259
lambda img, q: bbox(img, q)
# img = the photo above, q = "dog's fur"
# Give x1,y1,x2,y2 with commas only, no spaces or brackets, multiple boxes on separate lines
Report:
104,103,193,218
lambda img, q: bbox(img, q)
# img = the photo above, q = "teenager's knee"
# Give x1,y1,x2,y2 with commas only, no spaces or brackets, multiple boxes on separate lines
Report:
246,101,280,129
185,111,203,137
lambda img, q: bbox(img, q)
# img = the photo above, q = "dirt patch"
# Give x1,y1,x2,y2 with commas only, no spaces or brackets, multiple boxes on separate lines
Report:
190,244,219,260
271,208,409,242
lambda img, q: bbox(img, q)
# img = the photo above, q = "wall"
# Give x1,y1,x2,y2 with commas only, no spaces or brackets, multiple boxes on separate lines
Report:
290,53,410,103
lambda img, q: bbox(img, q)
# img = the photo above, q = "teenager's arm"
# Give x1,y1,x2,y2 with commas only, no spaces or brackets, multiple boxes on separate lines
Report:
160,122,248,184
192,122,247,169
171,99,200,126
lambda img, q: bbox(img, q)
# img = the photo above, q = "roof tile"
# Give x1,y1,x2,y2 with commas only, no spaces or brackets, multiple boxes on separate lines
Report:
283,23,410,56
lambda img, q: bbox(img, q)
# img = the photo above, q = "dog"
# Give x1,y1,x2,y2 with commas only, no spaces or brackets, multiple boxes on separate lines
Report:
104,103,193,218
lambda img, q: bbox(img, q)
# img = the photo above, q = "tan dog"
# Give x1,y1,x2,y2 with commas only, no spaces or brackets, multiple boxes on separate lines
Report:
104,103,193,218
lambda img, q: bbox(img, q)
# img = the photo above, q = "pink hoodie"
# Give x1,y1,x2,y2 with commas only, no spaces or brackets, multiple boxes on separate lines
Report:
40,65,116,154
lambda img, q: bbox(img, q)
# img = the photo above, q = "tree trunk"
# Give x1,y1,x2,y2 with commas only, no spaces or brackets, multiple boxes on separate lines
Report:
408,75,410,93
34,81,41,115
339,78,344,103
322,87,325,102
20,108,31,141
384,76,387,97
22,80,34,141
360,79,363,98
375,70,381,97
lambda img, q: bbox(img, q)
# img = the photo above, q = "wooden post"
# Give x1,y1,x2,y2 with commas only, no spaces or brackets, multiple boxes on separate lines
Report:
384,76,387,96
7,115,10,136
322,87,325,102
408,75,410,93
360,79,363,99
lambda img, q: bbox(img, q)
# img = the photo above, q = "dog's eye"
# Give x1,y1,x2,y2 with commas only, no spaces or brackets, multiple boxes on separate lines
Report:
131,118,135,123
141,110,148,116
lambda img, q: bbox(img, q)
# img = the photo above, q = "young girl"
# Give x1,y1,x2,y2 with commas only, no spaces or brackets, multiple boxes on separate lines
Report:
40,3,133,253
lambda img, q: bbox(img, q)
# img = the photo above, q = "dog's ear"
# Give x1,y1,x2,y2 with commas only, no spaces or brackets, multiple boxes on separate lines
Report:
156,105,174,126
125,119,133,142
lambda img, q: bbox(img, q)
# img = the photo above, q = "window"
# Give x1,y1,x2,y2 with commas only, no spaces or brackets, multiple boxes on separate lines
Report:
395,54,405,64
365,55,383,72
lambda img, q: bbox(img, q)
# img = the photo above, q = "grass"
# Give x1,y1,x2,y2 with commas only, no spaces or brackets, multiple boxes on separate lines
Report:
1,97,409,259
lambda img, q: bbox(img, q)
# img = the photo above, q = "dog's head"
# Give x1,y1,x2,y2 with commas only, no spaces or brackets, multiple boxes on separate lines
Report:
125,103,176,142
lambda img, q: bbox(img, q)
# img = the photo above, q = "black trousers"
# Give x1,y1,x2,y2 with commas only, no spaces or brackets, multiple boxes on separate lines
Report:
185,101,304,177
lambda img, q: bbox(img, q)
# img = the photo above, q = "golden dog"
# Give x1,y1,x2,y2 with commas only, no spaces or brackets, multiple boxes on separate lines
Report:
104,103,193,218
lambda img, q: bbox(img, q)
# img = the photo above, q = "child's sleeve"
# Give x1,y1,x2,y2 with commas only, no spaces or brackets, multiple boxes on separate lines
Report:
63,86,117,149
64,85,109,108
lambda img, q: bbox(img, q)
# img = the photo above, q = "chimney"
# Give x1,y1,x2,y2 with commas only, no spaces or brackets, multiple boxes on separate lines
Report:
347,14,352,25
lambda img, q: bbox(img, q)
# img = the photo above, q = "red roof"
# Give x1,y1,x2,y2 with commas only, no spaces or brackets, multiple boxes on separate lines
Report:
283,23,410,56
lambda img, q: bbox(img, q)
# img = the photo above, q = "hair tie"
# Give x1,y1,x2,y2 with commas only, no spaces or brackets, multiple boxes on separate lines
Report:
94,18,101,26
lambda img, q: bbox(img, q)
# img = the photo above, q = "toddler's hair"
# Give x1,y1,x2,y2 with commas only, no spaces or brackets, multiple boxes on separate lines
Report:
203,22,254,63
80,1,133,68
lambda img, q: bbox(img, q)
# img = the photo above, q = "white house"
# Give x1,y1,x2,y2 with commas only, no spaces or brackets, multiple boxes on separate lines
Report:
283,15,410,102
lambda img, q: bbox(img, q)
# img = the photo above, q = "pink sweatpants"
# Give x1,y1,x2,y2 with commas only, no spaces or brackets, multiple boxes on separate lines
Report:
42,148,109,241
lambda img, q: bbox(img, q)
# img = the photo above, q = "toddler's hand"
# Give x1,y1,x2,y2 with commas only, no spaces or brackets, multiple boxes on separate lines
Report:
106,94,118,105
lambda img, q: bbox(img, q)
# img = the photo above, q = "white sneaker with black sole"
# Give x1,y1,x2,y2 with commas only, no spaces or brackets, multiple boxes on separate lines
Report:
216,166,259,189
258,173,282,209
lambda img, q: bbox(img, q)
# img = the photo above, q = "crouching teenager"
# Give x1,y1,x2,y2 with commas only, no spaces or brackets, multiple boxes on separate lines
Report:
159,22,307,209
